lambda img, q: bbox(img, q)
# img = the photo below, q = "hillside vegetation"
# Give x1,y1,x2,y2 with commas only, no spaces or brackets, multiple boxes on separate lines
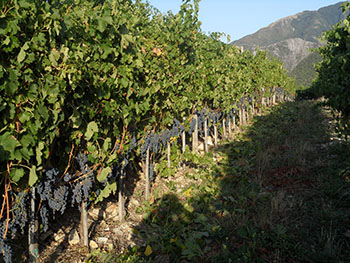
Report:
311,2,350,136
290,52,322,87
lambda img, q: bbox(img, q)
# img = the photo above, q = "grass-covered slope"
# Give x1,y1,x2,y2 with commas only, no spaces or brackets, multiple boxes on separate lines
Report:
290,51,322,87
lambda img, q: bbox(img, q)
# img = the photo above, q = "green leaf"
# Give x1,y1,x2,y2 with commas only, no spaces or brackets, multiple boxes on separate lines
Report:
36,142,44,166
97,19,107,33
102,138,111,153
4,37,10,45
18,0,31,8
10,168,24,183
69,110,82,128
49,49,60,67
13,149,22,161
17,48,26,63
85,121,98,140
19,147,32,161
0,132,19,152
135,59,143,68
106,152,117,165
94,181,116,203
18,111,31,123
29,165,38,187
98,167,111,182
20,134,34,148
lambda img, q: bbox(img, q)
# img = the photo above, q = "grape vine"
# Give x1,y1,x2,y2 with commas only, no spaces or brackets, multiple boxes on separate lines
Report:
0,0,296,261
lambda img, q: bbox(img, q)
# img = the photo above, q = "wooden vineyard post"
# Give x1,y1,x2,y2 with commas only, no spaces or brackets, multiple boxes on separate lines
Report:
145,146,150,200
233,115,236,130
192,114,198,153
167,141,171,168
204,118,208,153
242,107,247,126
239,108,243,126
81,200,89,247
222,118,227,139
29,187,38,263
261,88,266,109
228,117,232,138
182,131,186,154
182,130,186,167
118,171,124,222
273,93,276,105
214,124,218,146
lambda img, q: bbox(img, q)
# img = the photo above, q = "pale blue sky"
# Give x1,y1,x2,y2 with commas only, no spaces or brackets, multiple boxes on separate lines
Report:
146,0,344,42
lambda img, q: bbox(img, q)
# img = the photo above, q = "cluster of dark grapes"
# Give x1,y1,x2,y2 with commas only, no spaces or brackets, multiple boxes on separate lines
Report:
128,135,137,155
169,119,184,141
140,133,151,159
37,168,69,231
0,221,12,263
0,190,29,263
208,111,221,125
140,132,161,160
238,97,246,110
71,153,94,207
7,191,29,237
196,109,208,136
188,118,197,135
276,87,283,95
161,129,170,147
140,118,186,161
227,108,237,121
247,96,253,106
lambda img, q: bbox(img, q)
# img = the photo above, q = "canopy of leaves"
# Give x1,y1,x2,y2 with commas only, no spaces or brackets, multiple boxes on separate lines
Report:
312,2,350,133
0,0,295,191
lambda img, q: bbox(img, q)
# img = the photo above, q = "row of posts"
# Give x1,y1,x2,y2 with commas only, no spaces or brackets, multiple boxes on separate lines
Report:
28,92,286,261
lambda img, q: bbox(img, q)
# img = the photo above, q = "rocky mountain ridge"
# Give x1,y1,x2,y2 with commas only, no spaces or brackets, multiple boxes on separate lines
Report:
232,2,347,74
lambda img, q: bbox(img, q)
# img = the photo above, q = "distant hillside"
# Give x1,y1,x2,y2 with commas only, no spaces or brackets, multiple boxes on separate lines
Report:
290,52,322,87
232,2,347,86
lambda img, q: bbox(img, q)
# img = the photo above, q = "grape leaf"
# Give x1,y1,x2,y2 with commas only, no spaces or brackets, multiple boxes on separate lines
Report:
29,165,38,187
85,121,98,140
17,47,26,63
10,168,24,183
0,132,19,152
98,167,111,182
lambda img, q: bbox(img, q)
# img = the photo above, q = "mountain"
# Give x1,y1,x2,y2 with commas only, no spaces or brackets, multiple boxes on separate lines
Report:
231,2,348,86
290,51,322,87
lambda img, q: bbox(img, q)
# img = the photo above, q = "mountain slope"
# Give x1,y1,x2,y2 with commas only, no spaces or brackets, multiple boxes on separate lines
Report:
232,2,347,76
290,51,322,87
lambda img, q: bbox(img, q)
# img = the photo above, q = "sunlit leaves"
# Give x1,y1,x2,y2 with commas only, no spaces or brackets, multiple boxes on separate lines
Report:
28,166,38,187
85,121,99,141
313,3,350,129
0,0,295,197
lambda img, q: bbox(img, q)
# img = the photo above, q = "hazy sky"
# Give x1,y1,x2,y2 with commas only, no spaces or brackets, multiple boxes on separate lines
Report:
146,0,344,42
